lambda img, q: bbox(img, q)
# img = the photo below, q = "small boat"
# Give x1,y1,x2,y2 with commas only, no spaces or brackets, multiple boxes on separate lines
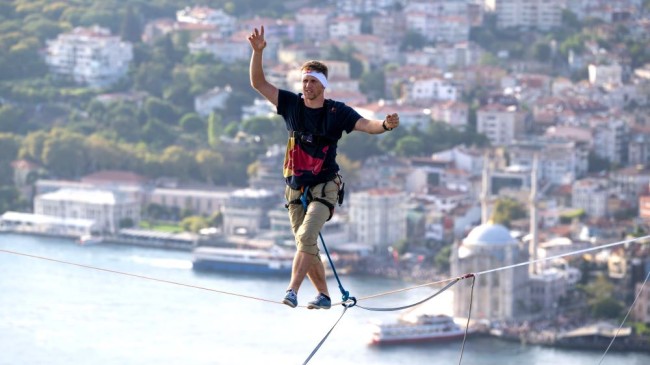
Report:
369,314,466,345
192,246,294,275
77,234,103,246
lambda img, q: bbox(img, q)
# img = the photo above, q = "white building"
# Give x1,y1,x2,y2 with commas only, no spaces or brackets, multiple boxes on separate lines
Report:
405,75,458,102
34,189,140,234
451,223,529,321
194,86,232,117
146,187,235,217
476,104,528,146
429,101,469,130
295,7,333,40
176,6,236,35
329,16,362,39
45,26,132,88
588,62,623,86
349,188,407,250
486,0,563,30
222,188,279,237
571,178,610,218
591,116,629,165
507,140,589,185
242,98,277,121
188,33,249,64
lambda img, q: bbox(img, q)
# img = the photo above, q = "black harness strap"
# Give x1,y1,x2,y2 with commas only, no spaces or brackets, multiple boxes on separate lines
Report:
285,182,336,221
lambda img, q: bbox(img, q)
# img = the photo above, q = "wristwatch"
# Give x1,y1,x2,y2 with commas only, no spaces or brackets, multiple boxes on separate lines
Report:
382,119,393,131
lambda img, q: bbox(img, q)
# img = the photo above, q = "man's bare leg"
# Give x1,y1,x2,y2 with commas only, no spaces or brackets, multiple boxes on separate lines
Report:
288,250,313,293
306,258,329,297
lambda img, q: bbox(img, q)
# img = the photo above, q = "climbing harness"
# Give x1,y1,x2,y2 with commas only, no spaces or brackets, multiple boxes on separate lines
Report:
285,174,344,221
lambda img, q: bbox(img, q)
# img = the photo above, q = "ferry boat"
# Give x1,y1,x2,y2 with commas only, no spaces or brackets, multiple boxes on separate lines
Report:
369,314,466,345
192,246,294,275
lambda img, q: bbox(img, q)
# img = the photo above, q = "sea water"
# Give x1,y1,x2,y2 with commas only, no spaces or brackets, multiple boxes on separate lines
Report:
1,233,649,365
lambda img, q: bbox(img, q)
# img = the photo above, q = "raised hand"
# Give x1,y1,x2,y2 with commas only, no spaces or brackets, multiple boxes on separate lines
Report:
247,26,266,52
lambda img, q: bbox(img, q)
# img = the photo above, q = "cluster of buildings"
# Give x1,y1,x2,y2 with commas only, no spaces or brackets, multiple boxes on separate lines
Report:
18,1,650,324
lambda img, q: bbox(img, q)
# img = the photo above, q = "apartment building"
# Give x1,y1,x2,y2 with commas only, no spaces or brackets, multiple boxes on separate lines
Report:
328,16,362,39
349,188,407,249
476,103,528,146
45,26,132,88
572,178,610,218
486,0,563,30
188,32,249,64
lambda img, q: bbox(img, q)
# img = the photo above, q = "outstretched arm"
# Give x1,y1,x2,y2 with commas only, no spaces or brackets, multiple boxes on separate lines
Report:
354,113,400,134
248,26,279,106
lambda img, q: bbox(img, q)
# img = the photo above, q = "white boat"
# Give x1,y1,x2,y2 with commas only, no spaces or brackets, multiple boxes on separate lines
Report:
192,246,294,275
369,314,466,345
77,234,103,246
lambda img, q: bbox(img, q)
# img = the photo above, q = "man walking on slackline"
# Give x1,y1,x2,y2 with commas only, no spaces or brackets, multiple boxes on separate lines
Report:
247,26,400,309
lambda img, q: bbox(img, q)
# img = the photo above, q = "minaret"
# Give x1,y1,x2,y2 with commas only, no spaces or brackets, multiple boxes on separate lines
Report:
481,152,490,224
529,154,539,275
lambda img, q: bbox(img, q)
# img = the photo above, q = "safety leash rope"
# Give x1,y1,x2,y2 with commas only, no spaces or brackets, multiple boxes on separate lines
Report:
301,187,356,307
355,274,468,312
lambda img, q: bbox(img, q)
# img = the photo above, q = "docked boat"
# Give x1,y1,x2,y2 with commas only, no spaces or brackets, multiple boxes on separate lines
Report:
192,246,294,275
369,314,466,345
77,234,103,246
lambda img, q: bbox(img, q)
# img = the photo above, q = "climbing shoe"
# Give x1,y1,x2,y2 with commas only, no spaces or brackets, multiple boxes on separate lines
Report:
282,289,298,308
307,293,331,310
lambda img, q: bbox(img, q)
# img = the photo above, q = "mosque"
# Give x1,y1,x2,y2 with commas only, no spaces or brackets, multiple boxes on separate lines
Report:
450,155,580,322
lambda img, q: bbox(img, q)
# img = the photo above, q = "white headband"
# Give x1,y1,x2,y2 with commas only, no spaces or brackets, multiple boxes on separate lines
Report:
302,70,328,88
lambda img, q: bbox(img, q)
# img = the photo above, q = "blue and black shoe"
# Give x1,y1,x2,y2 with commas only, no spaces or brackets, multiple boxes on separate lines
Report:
282,289,298,308
307,293,331,310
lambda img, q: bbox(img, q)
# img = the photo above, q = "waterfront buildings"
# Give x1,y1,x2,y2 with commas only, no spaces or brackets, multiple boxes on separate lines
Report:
34,189,140,234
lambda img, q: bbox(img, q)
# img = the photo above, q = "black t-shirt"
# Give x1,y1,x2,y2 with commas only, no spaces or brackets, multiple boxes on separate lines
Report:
277,89,361,189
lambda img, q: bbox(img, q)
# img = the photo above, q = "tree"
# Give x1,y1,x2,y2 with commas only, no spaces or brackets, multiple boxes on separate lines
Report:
394,135,425,157
359,68,386,100
491,197,527,227
434,245,452,272
180,215,209,233
41,130,87,179
338,132,382,161
134,63,170,97
195,149,224,184
141,119,176,148
179,113,204,134
0,186,21,214
241,116,285,145
159,145,194,180
144,98,177,125
18,130,48,164
207,112,222,147
583,274,623,319
0,105,26,134
400,30,427,51
119,5,141,43
533,42,552,63
0,133,20,185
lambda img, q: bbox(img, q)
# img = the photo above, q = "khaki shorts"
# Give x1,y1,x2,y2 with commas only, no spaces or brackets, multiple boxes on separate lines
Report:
285,176,340,256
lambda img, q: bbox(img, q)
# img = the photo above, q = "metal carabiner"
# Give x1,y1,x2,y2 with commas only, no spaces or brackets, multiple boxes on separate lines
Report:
342,296,357,308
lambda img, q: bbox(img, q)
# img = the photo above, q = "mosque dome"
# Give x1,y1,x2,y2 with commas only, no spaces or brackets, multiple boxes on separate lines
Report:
463,223,517,247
